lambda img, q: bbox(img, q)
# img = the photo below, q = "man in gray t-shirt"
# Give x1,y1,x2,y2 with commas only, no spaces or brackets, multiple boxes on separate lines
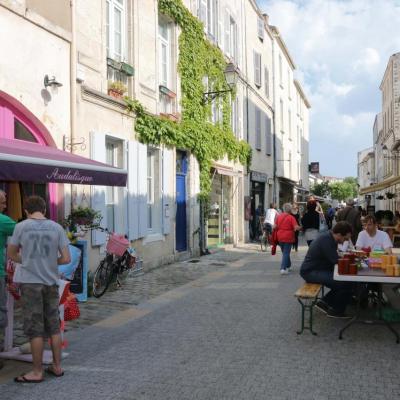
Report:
8,196,70,383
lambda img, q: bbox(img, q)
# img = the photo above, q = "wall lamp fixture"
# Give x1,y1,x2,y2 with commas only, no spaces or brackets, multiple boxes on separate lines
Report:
203,63,239,103
44,75,63,89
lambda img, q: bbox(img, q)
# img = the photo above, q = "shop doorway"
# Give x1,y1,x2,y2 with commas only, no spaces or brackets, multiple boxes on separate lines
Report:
250,181,265,240
207,173,233,247
175,151,187,252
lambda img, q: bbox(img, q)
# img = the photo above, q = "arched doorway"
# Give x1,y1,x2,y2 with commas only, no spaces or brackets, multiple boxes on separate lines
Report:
0,91,58,220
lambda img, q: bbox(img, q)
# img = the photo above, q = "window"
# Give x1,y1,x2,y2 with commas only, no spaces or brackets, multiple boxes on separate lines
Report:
106,138,123,233
159,17,176,114
106,0,125,61
255,107,261,150
257,16,264,40
280,99,284,133
288,109,292,139
147,148,161,232
264,67,269,98
224,13,238,62
287,69,291,98
14,119,37,142
254,51,261,87
297,126,300,153
279,55,283,86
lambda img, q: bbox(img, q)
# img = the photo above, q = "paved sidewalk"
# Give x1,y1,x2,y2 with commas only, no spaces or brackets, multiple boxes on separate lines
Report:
2,243,400,399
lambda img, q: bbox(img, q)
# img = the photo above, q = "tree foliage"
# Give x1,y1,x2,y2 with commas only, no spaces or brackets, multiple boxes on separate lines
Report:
311,181,331,197
329,181,355,201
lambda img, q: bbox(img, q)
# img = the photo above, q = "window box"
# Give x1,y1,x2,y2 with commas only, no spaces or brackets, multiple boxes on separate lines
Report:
160,112,179,122
159,85,176,98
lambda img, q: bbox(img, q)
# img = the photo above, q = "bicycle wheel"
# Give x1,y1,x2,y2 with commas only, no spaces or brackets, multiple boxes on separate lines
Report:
93,255,114,298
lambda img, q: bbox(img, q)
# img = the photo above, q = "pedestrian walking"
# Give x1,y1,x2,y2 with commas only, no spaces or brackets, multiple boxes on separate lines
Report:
291,204,300,251
8,195,70,383
0,190,16,370
275,203,301,275
301,199,320,246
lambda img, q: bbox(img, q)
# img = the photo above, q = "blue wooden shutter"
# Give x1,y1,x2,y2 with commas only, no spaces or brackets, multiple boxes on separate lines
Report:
90,132,107,245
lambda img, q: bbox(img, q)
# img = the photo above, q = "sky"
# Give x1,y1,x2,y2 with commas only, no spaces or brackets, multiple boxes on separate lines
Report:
257,0,400,178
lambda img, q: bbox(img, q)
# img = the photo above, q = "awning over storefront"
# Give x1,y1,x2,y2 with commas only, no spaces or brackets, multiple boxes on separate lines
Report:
0,138,127,186
359,176,400,195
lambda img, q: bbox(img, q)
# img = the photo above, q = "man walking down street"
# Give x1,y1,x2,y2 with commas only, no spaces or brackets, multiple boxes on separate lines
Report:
8,196,70,383
0,190,16,370
336,199,362,244
300,221,354,318
265,203,279,239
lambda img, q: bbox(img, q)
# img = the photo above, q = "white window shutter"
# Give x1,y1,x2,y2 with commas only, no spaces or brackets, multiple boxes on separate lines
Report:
265,115,272,155
127,140,139,240
90,132,107,245
137,142,148,238
255,108,261,150
162,147,173,235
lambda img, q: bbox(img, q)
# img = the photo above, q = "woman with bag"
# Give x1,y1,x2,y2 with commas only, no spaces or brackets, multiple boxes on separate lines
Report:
275,203,301,275
301,200,321,246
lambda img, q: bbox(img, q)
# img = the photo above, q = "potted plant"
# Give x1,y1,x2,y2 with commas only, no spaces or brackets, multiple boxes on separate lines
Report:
107,80,127,99
61,207,102,242
386,192,395,199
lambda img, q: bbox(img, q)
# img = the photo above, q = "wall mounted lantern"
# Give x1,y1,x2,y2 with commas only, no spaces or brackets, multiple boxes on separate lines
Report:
44,75,63,89
203,63,239,103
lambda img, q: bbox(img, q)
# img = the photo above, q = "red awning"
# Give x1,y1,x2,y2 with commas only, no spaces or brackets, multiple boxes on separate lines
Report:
0,138,127,186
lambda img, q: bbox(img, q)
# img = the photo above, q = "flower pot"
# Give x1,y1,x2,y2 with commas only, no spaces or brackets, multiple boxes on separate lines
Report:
108,89,123,99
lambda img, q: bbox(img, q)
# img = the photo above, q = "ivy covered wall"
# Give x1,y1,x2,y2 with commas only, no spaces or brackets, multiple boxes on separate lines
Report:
125,0,251,200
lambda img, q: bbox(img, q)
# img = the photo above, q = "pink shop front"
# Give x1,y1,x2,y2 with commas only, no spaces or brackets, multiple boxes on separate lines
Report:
0,91,127,362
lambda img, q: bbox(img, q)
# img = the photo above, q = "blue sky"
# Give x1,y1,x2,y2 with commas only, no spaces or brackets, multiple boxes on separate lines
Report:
257,0,400,177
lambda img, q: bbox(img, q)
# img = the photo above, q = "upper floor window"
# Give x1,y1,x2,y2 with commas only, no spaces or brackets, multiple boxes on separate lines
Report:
224,13,238,62
198,0,218,40
287,69,291,98
280,99,284,132
288,109,292,139
279,55,283,86
106,0,125,61
257,16,264,40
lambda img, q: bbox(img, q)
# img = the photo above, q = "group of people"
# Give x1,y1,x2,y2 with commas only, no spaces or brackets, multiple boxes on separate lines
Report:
0,191,70,382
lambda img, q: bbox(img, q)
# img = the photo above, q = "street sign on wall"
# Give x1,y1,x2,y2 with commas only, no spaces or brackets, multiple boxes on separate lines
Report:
309,162,319,174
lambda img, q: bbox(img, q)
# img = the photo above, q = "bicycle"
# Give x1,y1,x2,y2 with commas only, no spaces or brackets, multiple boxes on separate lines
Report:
92,229,142,298
259,216,270,252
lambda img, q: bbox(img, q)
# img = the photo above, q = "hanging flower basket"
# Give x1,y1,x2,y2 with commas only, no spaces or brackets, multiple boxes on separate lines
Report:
61,207,103,233
386,192,395,199
376,195,384,200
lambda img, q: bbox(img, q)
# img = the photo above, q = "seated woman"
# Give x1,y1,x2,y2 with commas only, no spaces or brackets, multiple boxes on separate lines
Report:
355,215,393,254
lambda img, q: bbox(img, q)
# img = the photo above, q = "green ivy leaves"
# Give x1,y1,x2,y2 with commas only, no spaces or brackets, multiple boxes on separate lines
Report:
126,0,251,200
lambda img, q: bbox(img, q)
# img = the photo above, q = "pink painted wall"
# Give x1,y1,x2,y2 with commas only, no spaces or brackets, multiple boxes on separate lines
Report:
0,91,58,219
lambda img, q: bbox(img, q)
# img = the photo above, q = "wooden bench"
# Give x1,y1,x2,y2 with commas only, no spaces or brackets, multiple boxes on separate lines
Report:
294,283,323,335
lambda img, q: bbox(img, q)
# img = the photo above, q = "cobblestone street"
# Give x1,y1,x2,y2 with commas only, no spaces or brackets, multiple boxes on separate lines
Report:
2,243,400,399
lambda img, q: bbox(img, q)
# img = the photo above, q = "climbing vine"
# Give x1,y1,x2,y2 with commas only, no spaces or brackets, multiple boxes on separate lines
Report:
125,0,251,200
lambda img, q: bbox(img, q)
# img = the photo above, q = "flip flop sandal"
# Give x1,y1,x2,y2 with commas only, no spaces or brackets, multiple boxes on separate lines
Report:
45,366,64,377
14,375,43,383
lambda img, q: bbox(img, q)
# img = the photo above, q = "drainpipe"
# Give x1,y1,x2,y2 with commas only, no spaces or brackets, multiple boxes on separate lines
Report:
271,34,278,204
67,0,77,217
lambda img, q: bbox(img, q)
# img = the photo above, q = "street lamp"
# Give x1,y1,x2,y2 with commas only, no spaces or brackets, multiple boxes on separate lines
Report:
203,63,239,103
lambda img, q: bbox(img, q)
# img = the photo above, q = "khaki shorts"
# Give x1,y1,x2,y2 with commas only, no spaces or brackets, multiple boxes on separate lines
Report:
20,284,60,339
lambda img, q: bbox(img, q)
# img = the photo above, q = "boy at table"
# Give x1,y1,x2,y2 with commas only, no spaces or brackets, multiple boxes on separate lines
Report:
300,221,354,319
355,215,393,254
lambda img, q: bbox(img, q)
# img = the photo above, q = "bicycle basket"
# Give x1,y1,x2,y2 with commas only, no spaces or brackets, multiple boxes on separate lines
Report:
106,234,129,256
